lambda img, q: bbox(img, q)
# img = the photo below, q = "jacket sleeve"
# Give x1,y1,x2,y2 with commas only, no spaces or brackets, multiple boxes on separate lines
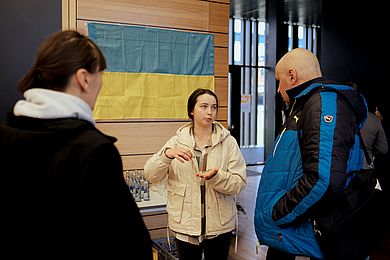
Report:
273,91,357,226
143,136,177,183
208,136,247,195
373,117,388,156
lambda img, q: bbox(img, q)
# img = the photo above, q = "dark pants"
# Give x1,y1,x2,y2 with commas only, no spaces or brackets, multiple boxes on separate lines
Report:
266,247,321,260
175,232,232,260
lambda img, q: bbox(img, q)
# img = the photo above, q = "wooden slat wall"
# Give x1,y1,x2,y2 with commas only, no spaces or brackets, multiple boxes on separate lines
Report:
97,121,185,155
63,0,229,238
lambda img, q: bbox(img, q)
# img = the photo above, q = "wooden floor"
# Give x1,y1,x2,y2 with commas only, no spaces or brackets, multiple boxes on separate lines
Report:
228,174,268,260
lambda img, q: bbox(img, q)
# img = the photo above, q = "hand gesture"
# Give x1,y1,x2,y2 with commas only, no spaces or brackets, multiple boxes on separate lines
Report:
196,168,219,180
164,147,193,163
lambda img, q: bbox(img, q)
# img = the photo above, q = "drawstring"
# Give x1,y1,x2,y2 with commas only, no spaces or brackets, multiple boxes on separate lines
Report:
166,225,172,251
256,240,261,255
234,195,239,253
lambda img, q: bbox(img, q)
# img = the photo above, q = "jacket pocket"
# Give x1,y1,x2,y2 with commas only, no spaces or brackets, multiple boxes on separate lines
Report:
167,179,187,223
216,193,235,225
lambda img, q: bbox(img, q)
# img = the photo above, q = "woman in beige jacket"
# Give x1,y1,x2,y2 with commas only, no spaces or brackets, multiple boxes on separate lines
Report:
144,88,247,260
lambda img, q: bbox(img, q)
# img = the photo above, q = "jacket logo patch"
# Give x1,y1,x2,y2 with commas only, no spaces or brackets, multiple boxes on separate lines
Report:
323,115,333,123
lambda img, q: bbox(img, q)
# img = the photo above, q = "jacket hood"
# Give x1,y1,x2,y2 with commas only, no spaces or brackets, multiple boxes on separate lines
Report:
13,88,95,125
293,81,368,128
175,121,231,147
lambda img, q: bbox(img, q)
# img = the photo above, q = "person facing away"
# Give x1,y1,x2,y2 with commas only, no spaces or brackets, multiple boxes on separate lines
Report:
346,82,388,169
254,48,367,260
144,88,247,260
360,110,388,169
0,30,153,258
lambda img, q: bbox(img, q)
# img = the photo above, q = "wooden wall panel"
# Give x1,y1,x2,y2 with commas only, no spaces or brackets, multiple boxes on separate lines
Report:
142,210,170,239
143,213,168,230
77,0,210,32
96,121,186,155
69,0,77,29
149,229,168,239
209,2,229,33
215,77,228,106
214,32,228,48
122,154,152,170
211,0,229,3
62,0,77,30
220,121,228,129
62,0,69,29
214,47,229,77
216,107,228,121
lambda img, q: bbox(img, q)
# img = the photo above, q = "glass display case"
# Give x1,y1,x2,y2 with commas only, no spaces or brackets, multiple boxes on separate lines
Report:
124,170,167,209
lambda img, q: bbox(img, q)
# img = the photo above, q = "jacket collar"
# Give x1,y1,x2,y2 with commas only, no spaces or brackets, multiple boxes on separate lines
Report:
286,77,368,128
286,77,327,101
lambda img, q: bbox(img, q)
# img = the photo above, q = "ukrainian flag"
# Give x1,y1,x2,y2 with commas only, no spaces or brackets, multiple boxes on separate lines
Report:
88,23,214,119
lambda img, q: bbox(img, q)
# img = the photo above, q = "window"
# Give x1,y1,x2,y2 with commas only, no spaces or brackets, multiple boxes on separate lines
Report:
229,18,266,164
229,18,320,165
287,23,320,54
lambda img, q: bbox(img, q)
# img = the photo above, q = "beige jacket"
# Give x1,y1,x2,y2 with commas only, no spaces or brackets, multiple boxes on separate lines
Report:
144,122,247,236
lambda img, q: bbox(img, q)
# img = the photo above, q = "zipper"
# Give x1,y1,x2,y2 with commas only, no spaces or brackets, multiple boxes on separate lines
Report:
273,128,286,157
288,99,297,117
272,99,298,157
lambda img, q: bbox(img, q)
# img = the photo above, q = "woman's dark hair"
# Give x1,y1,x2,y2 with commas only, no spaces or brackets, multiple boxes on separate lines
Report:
18,30,107,93
187,88,218,120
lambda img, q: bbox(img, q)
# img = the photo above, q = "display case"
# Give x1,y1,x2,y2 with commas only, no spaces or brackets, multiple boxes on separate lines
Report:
124,170,169,239
124,170,167,209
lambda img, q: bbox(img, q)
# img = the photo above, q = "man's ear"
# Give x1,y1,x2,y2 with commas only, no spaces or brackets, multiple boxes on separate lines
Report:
75,68,89,91
288,68,297,84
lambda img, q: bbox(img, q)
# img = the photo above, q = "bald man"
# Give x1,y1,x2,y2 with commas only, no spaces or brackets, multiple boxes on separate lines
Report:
254,48,368,259
275,48,322,105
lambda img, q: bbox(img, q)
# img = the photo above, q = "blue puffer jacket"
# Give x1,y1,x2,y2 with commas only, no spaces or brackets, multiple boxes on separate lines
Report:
254,78,367,259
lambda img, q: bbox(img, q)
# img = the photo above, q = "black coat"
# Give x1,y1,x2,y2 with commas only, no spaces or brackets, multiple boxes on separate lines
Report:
0,114,153,258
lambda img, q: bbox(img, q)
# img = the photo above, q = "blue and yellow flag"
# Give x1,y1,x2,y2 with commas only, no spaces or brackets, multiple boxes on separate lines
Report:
88,23,214,119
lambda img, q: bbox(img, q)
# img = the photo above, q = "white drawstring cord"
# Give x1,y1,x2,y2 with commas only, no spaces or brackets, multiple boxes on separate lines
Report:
166,225,172,251
234,196,239,253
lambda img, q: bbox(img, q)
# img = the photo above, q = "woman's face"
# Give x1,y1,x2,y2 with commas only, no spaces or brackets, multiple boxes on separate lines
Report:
191,93,218,128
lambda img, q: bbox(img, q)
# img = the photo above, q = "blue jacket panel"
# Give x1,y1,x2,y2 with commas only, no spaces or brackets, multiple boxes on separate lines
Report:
254,79,367,258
